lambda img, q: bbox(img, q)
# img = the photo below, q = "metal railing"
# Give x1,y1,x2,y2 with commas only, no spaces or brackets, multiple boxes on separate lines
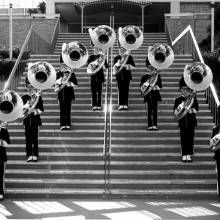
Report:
51,16,60,50
3,25,34,91
103,47,112,194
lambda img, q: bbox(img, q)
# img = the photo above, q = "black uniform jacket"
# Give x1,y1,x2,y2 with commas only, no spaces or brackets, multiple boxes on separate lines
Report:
0,128,10,163
56,70,78,101
87,54,108,85
22,94,44,126
174,95,199,127
113,55,135,82
210,125,220,160
140,73,162,103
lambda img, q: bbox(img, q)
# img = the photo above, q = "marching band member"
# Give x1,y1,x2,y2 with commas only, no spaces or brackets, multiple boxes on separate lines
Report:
0,122,10,201
209,122,220,195
174,77,199,162
113,46,135,110
87,42,108,111
56,55,78,130
22,78,44,162
140,57,162,130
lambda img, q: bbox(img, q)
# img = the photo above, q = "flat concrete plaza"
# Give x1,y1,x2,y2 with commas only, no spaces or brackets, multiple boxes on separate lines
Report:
1,198,220,220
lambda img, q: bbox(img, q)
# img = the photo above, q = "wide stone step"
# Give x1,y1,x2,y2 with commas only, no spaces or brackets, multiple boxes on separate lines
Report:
5,178,216,190
5,188,218,199
5,169,216,180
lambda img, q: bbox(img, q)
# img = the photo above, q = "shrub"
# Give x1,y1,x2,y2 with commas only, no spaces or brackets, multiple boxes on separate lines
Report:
203,49,220,94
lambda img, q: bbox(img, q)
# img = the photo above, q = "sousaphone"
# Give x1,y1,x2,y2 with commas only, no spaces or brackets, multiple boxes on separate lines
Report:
183,62,213,91
0,90,23,122
27,61,56,90
55,41,88,92
210,132,220,152
89,25,116,50
118,25,143,51
148,43,174,69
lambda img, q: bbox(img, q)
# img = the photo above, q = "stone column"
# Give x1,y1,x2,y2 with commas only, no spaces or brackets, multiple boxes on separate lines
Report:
80,5,85,33
45,0,55,15
141,5,146,33
170,1,180,15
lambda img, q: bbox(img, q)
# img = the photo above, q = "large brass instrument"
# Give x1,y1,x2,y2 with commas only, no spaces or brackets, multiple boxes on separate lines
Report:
210,132,220,152
174,87,196,121
183,62,213,91
0,90,23,122
87,50,106,76
148,43,174,70
140,66,159,96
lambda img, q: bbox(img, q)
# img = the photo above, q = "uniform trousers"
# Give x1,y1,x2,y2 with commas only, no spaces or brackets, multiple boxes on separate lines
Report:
91,83,102,107
117,80,130,106
0,163,5,195
25,123,39,157
217,159,220,195
179,125,195,156
59,98,72,127
146,100,158,127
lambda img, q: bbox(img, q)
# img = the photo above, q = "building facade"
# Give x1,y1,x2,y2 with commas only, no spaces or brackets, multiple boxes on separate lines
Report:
45,0,212,34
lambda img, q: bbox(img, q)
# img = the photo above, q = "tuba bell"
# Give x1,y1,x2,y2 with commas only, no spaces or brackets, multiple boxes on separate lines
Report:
89,25,116,50
183,62,213,91
118,25,143,51
62,41,88,69
27,61,56,90
148,43,174,69
0,90,23,122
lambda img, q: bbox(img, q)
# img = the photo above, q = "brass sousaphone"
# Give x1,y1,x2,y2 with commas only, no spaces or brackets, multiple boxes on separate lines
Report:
88,25,116,75
55,41,88,92
174,62,213,120
141,43,174,96
210,132,220,152
114,25,143,75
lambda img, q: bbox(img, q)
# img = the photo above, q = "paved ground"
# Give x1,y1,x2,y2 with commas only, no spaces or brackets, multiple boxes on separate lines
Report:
1,198,220,220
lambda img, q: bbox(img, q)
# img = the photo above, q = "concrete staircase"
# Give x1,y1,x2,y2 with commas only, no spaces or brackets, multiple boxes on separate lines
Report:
5,32,217,199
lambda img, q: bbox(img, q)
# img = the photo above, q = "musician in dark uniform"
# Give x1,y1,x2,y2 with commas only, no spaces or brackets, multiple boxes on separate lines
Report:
87,42,108,111
174,77,199,162
209,122,220,195
113,46,135,110
22,78,44,162
140,57,162,130
0,122,10,201
56,55,78,130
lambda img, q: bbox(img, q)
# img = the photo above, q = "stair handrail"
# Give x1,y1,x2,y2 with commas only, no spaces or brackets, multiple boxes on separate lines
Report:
170,25,220,124
3,25,34,90
103,47,112,194
51,16,60,49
